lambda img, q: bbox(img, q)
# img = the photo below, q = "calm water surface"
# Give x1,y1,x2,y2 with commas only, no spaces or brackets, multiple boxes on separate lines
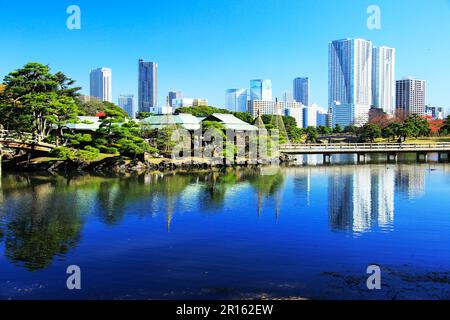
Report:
0,156,449,300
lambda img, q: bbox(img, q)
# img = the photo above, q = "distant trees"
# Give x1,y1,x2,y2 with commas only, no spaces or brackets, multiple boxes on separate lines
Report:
175,105,230,117
317,126,331,135
440,116,450,135
359,123,382,143
305,126,319,143
333,124,343,134
232,112,253,124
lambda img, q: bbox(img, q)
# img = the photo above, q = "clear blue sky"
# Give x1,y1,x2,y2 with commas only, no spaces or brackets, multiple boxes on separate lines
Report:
1,0,449,110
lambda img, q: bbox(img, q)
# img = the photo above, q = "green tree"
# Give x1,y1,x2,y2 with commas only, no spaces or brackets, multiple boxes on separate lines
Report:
233,112,253,124
305,126,319,143
175,105,230,117
76,98,105,116
333,124,343,134
344,125,358,134
317,125,331,135
359,123,382,143
136,112,153,120
0,63,81,143
440,116,450,135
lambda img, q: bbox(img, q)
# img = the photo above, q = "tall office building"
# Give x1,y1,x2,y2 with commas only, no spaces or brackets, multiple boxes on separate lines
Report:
90,68,112,102
329,38,373,126
118,95,136,118
225,89,248,113
168,91,182,107
293,77,309,106
250,79,272,101
396,77,426,115
372,46,396,114
138,59,158,113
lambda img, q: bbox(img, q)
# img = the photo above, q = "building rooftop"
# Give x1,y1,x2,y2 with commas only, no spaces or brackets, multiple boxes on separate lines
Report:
64,116,102,131
141,114,201,131
204,113,258,131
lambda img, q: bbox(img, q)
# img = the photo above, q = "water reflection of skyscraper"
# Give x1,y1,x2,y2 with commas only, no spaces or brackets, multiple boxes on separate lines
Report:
328,165,395,234
395,164,426,199
292,167,311,206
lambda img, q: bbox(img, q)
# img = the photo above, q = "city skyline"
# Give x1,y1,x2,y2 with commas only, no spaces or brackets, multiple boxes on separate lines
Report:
1,1,449,111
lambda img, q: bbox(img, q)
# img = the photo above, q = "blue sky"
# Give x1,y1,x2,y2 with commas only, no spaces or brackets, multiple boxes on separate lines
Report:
0,0,449,110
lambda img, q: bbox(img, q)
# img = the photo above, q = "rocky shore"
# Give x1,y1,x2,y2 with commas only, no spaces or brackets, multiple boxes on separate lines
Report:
2,153,296,174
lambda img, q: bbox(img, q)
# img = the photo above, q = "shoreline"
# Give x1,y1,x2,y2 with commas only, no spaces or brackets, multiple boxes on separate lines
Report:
1,154,295,174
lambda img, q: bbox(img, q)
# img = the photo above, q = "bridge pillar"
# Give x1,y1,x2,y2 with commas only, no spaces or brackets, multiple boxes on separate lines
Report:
357,153,366,163
387,153,397,162
416,153,428,162
323,153,332,164
438,153,449,162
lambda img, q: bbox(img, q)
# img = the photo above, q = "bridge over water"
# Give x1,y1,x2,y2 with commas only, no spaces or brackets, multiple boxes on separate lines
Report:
0,130,55,153
280,143,450,162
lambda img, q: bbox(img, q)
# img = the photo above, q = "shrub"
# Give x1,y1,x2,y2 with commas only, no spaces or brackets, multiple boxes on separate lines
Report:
76,146,100,162
51,147,75,160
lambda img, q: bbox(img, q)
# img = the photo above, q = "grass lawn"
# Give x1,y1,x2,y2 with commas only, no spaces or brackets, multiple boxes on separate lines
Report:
376,136,450,144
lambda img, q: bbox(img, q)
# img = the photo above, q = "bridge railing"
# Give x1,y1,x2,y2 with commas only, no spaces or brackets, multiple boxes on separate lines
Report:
0,130,55,149
280,143,450,151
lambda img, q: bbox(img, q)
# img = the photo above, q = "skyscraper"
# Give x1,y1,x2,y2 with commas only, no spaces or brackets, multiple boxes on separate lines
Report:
90,67,112,102
329,38,373,126
118,95,136,118
372,46,396,115
168,91,182,107
250,79,272,101
225,89,248,113
293,77,309,106
138,59,158,113
396,77,426,115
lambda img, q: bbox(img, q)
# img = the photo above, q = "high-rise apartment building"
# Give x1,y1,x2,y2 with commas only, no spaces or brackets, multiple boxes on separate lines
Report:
118,95,136,118
329,38,373,127
138,59,158,113
248,100,276,118
250,79,272,101
90,67,112,102
372,46,396,114
293,77,309,106
225,89,248,113
396,77,426,115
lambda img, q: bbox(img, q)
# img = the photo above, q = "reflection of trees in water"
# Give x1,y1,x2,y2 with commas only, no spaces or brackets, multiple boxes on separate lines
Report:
0,173,198,270
247,169,285,218
0,169,287,270
198,170,239,210
1,175,85,271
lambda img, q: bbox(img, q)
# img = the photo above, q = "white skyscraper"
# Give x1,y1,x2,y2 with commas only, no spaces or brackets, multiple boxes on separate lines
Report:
329,39,373,126
225,89,248,113
250,79,272,101
90,68,112,102
372,46,396,115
